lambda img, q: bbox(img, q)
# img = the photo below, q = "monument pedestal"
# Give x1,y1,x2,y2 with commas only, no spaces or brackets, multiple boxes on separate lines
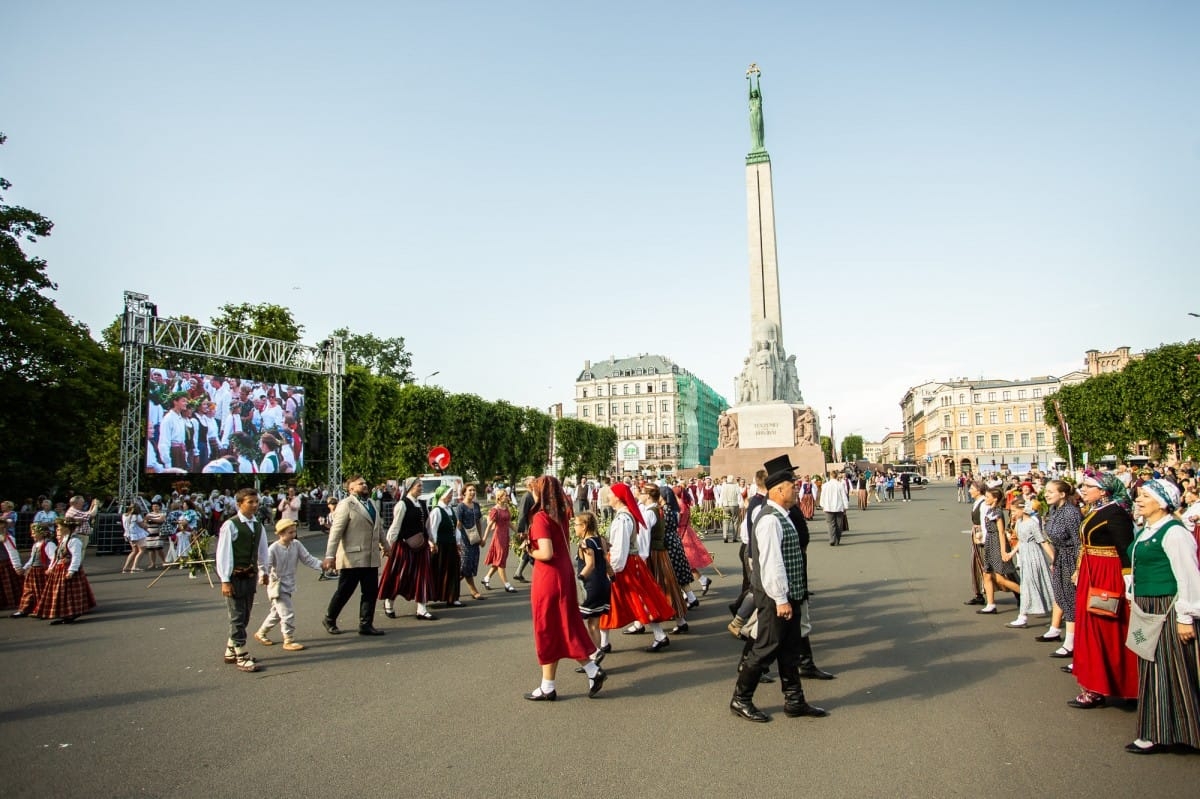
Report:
710,443,826,481
710,403,826,480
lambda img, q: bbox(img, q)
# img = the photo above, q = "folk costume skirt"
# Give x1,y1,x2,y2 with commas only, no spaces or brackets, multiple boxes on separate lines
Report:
1134,594,1200,748
1073,549,1138,699
16,565,47,615
0,558,23,609
799,494,815,520
34,562,96,620
647,549,689,621
431,546,462,603
379,544,435,604
600,555,676,630
678,522,713,570
664,529,694,589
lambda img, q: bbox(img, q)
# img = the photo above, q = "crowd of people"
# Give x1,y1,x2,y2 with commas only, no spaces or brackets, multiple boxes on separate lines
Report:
4,456,1198,748
959,463,1200,755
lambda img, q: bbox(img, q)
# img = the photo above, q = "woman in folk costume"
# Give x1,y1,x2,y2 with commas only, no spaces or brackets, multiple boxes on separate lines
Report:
627,484,689,638
11,523,54,617
798,476,817,520
0,501,24,609
380,477,438,621
522,476,608,701
1124,479,1200,754
674,486,714,595
661,486,702,625
1068,470,1137,709
428,485,463,607
601,483,675,652
34,520,96,625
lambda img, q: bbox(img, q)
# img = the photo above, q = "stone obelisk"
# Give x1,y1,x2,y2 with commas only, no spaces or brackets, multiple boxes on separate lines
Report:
710,64,825,480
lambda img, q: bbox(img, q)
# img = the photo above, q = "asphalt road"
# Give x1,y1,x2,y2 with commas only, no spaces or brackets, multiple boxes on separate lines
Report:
1,483,1195,798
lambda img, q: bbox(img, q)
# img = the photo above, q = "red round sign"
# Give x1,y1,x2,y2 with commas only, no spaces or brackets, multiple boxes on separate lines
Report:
428,446,451,471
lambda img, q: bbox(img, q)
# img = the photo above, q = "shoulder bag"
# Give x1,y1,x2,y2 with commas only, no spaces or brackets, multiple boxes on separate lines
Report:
1124,537,1174,661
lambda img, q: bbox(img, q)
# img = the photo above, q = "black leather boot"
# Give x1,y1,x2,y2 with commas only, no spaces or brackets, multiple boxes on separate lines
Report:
730,661,769,722
797,636,836,680
781,672,829,718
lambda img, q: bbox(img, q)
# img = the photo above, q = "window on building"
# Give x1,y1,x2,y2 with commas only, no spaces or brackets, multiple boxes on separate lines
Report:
1036,432,1046,446
989,411,997,424
610,403,618,415
990,434,1000,448
941,396,950,406
959,393,965,404
623,402,630,414
622,423,630,437
973,393,981,403
581,407,589,417
581,389,588,398
960,435,969,450
647,421,655,436
596,404,603,416
635,383,641,394
1002,390,1010,401
1004,409,1012,423
597,385,604,396
959,412,968,425
988,391,996,401
976,435,985,449
1032,388,1042,398
646,445,655,458
1019,408,1028,422
622,384,629,395
635,422,642,436
1034,409,1043,422
661,381,668,392
635,402,642,413
943,414,951,427
1005,433,1014,448
1017,389,1026,400
974,412,983,425
661,400,669,413
1020,432,1030,447
663,422,670,436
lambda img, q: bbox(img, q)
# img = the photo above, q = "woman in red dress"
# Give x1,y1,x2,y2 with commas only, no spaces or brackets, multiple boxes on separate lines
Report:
674,486,714,594
523,476,607,701
1069,470,1137,708
481,488,517,593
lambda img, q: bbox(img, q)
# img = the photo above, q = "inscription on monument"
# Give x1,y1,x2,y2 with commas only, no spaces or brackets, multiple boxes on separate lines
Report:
734,405,795,449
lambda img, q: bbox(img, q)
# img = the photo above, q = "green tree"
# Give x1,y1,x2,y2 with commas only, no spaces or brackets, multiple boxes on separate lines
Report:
330,327,414,383
1124,341,1200,457
0,132,123,496
819,436,834,463
841,434,865,461
211,303,303,342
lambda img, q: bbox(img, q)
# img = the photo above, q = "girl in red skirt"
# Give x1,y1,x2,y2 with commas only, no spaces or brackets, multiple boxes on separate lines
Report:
34,521,96,625
600,484,675,652
11,523,55,618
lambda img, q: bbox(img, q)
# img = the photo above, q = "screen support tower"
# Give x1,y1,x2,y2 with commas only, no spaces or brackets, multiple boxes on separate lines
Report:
118,290,346,505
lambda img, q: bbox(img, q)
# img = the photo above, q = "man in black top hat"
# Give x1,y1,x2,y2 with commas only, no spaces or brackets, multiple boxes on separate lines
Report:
730,454,830,723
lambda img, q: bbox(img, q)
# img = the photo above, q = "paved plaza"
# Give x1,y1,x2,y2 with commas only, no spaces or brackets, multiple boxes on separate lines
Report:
1,482,1195,797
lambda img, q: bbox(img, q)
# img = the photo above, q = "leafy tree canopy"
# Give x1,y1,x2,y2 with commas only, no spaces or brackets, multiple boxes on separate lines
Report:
330,327,413,383
210,302,303,342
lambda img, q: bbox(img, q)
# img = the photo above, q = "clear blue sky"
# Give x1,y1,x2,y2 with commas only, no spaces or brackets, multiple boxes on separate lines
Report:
4,1,1197,446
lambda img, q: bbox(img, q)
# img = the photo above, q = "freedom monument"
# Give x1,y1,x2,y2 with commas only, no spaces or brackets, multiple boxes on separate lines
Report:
710,65,826,480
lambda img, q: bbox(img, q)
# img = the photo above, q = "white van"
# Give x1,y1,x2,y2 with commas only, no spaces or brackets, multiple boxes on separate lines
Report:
418,474,464,505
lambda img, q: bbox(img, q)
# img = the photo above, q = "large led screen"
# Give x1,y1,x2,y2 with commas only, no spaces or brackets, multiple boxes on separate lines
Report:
145,370,305,475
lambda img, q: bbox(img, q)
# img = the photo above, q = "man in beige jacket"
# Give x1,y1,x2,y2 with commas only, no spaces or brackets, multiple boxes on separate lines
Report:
322,475,389,635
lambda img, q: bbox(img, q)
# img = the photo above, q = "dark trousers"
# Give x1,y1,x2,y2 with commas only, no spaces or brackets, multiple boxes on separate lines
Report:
225,574,257,649
740,596,805,699
826,511,847,545
902,484,912,500
970,542,985,597
325,567,379,629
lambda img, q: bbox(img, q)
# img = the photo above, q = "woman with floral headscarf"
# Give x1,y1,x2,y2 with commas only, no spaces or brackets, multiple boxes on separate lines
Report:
1124,479,1200,753
522,476,607,701
1068,470,1137,709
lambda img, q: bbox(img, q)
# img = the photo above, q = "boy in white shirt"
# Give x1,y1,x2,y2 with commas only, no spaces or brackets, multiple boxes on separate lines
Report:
254,518,323,651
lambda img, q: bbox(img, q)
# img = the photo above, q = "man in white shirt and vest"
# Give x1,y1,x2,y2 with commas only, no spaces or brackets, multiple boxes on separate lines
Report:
730,454,829,723
819,469,850,546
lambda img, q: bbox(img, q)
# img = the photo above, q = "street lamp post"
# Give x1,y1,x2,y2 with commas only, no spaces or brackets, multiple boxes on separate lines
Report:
420,371,440,384
828,405,837,462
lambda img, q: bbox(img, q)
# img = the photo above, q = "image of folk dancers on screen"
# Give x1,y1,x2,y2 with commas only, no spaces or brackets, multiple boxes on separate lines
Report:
145,370,305,475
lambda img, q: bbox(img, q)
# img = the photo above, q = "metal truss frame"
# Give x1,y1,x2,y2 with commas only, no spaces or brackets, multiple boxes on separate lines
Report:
118,291,345,504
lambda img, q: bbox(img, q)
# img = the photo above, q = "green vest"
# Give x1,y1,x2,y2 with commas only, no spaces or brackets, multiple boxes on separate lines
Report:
230,518,263,569
1129,518,1185,597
